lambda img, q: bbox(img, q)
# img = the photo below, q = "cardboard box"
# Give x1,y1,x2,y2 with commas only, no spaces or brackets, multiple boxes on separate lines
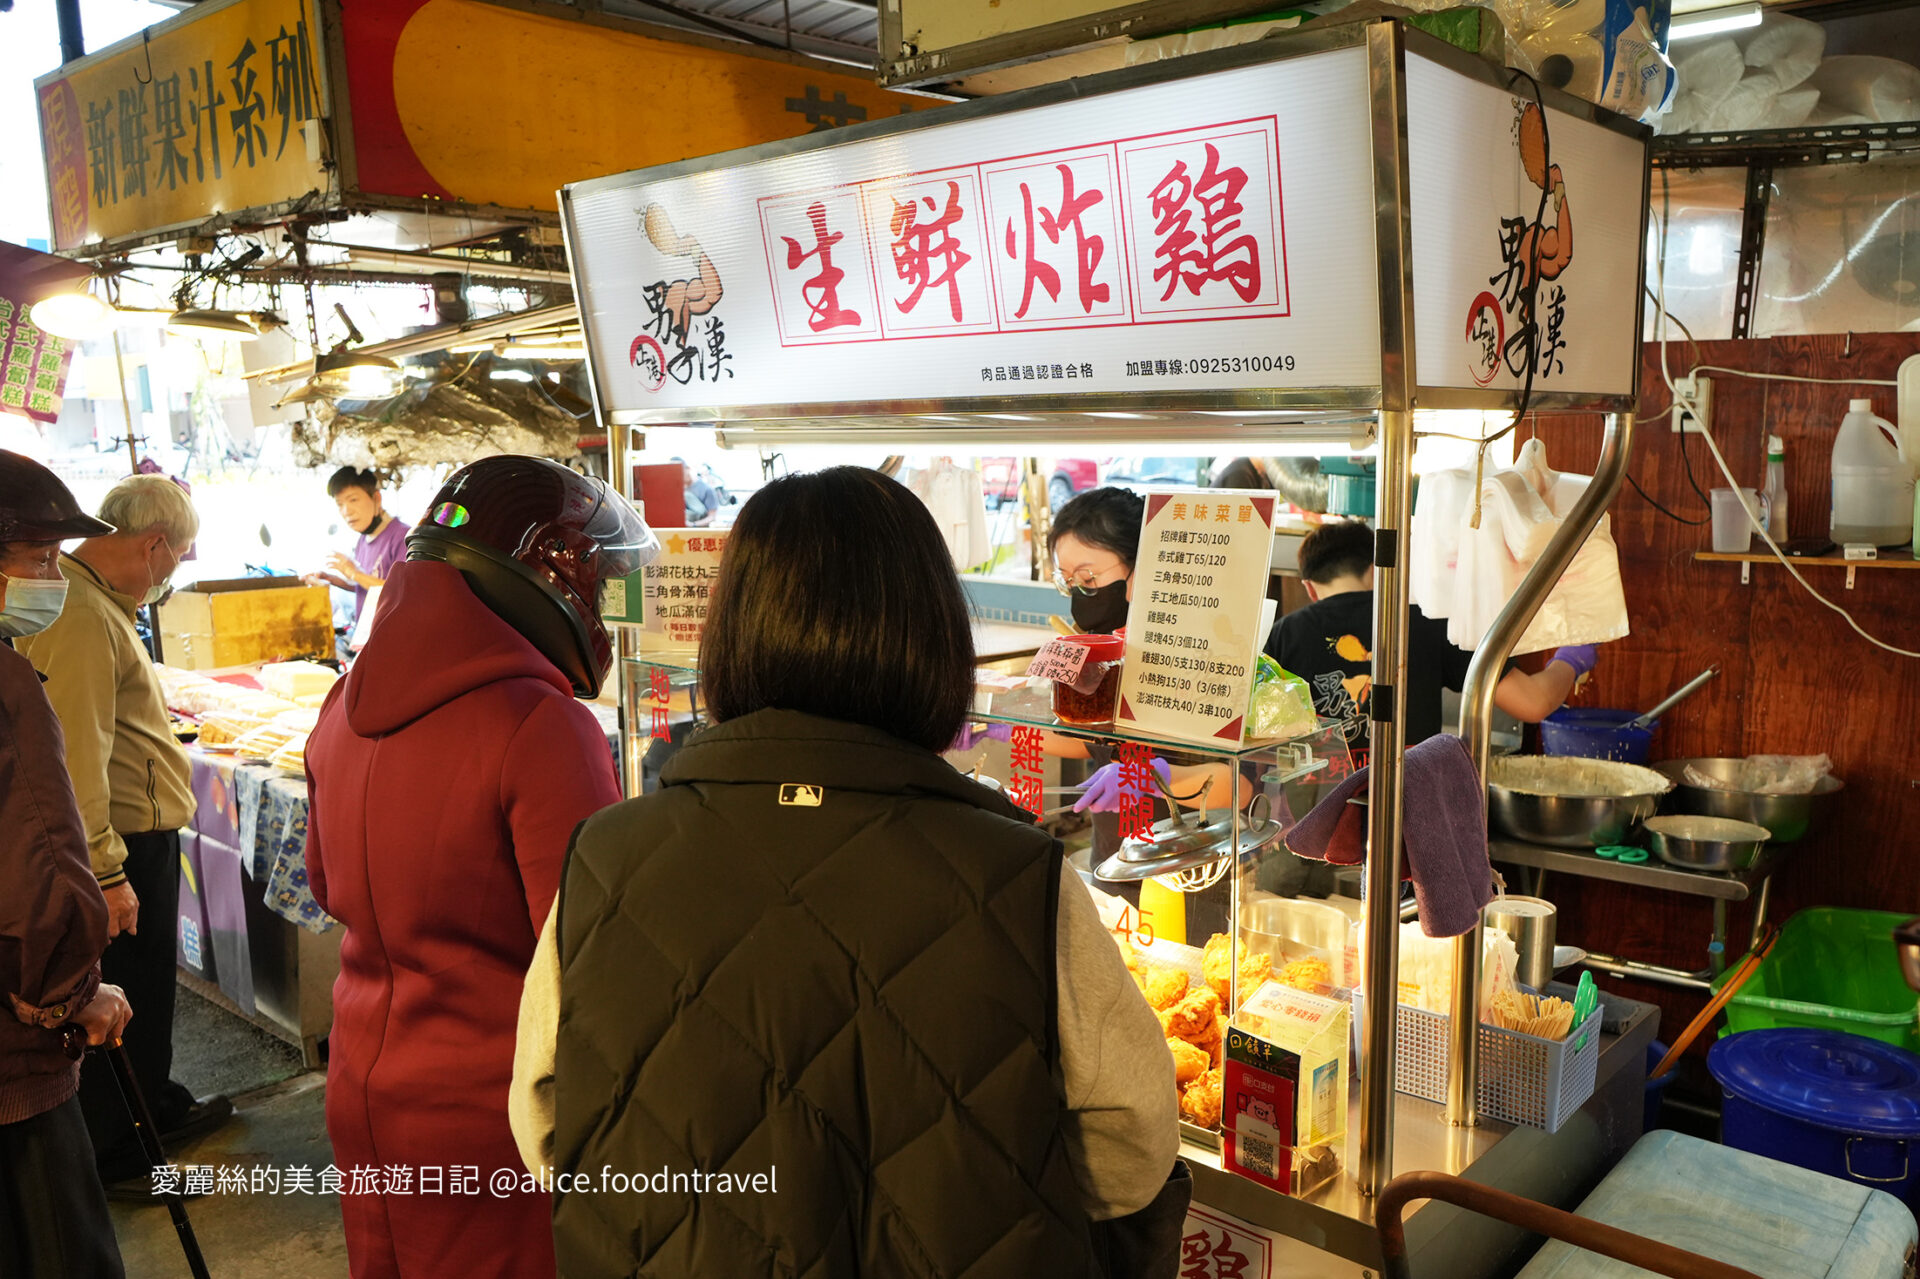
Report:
157,577,333,670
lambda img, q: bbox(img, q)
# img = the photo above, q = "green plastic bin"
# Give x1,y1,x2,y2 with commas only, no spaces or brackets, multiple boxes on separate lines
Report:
1714,908,1920,1052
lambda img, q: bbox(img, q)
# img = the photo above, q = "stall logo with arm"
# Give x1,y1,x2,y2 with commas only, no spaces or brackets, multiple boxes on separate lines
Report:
631,204,732,393
1467,100,1575,389
1405,52,1643,400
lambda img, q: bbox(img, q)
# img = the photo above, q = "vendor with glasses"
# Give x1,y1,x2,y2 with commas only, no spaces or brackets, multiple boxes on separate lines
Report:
1044,489,1247,932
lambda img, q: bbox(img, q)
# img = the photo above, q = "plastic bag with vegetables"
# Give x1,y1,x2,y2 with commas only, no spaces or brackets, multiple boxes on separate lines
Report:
1249,655,1318,741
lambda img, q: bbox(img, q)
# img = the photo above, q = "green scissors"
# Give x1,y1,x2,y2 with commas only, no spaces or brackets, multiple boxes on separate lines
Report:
1594,844,1649,864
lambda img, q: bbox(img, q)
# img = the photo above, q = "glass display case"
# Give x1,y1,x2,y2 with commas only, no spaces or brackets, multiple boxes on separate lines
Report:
626,644,1356,1191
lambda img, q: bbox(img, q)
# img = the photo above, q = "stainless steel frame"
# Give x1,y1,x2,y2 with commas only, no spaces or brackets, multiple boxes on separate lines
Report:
1454,411,1636,1127
876,0,1290,88
1361,17,1417,1201
568,15,1655,1255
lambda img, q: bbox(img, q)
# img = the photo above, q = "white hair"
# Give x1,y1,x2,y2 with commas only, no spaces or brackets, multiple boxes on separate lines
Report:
98,475,199,549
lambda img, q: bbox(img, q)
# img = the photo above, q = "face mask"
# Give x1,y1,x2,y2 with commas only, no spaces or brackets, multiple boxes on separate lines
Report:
1070,577,1131,634
143,542,178,607
0,575,70,638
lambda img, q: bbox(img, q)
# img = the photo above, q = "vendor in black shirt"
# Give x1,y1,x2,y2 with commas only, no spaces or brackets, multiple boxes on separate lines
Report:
1259,518,1597,896
1267,517,1595,765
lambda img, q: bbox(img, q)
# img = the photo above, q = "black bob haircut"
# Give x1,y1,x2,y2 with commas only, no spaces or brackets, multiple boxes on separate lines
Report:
1047,486,1146,569
700,466,975,754
1298,518,1375,586
327,466,380,500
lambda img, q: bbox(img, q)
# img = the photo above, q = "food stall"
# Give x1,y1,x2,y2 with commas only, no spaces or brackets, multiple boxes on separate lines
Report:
564,18,1659,1274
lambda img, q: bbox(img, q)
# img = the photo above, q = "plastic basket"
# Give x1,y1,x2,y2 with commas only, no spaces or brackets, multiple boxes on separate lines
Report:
1716,908,1920,1053
1538,708,1657,763
1362,999,1603,1133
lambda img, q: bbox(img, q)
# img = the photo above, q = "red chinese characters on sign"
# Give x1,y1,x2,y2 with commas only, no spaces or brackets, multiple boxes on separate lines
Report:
760,191,879,345
983,153,1126,329
753,117,1286,346
1008,725,1044,817
1120,123,1286,321
1149,142,1260,304
648,666,672,743
782,202,862,333
890,181,970,322
864,170,996,337
1115,742,1157,843
1177,1207,1273,1279
1004,163,1109,319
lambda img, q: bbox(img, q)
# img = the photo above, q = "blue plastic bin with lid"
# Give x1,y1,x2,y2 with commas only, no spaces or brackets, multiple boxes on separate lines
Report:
1709,1028,1920,1205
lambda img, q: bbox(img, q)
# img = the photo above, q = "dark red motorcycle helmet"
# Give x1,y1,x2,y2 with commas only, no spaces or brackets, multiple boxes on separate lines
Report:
0,450,115,543
406,455,658,697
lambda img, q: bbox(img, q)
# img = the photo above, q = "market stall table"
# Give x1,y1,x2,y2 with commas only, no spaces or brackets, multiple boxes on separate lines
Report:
177,710,625,1063
178,745,339,1065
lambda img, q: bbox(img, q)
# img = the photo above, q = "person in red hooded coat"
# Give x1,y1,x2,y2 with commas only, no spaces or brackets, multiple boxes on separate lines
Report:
304,456,657,1279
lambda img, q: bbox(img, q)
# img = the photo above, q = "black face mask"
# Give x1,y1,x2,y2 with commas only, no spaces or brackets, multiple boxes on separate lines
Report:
1070,577,1131,634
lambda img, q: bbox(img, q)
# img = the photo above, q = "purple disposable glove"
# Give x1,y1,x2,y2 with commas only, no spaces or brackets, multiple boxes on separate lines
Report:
1551,644,1599,677
1073,757,1172,814
949,721,1014,753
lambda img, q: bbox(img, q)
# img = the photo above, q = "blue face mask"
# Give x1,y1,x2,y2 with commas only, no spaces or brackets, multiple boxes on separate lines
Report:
0,575,69,638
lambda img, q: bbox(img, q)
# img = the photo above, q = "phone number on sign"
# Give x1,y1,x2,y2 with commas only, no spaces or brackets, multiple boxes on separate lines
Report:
1127,355,1297,378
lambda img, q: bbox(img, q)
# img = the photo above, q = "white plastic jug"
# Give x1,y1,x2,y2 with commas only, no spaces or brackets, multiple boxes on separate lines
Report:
1831,399,1916,548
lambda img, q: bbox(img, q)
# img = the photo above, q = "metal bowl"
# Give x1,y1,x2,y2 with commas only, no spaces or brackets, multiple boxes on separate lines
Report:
1644,815,1771,873
1487,786,1662,848
1654,758,1843,844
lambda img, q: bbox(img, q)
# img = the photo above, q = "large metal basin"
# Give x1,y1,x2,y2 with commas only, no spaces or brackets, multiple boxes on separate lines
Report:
1488,786,1662,848
1653,758,1843,844
1486,756,1670,848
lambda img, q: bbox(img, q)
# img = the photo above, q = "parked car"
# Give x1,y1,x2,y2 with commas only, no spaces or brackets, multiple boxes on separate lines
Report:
1048,458,1099,509
976,457,1100,510
1101,457,1206,493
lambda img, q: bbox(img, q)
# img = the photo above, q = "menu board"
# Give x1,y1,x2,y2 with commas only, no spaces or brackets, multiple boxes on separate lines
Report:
0,242,87,426
1115,489,1277,746
604,528,728,652
0,305,74,424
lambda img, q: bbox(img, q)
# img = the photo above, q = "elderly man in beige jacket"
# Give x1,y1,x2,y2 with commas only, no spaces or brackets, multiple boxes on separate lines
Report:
19,475,230,1187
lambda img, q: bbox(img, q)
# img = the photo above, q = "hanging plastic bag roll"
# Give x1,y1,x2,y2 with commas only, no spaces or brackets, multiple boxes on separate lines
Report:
1738,12,1825,91
1807,56,1920,124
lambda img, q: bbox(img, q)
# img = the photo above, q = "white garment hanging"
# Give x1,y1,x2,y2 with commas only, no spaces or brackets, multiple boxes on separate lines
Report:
905,460,992,570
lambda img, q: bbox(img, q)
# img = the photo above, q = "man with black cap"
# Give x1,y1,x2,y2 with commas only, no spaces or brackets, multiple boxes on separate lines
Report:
0,451,132,1277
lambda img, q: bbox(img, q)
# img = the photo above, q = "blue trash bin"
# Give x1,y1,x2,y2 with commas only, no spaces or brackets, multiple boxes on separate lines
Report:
1709,1028,1920,1205
1645,1040,1676,1132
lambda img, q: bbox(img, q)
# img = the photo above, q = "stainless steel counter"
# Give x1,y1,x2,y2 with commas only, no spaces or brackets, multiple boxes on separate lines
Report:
1184,995,1661,1275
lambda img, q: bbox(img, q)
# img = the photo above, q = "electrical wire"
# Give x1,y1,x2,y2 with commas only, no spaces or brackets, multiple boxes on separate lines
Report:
1651,169,1920,659
1626,468,1709,525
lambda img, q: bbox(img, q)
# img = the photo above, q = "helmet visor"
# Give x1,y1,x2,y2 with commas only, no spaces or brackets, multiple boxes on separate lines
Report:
578,477,661,580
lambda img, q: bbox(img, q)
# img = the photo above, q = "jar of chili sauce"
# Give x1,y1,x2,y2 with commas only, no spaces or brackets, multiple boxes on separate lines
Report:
1051,633,1126,726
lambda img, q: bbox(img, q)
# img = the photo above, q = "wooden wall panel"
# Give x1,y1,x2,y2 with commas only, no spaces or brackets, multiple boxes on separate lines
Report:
1515,333,1920,1062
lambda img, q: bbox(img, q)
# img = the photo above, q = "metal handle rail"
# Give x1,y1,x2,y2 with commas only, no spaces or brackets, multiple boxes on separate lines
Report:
1453,411,1637,1126
1375,1170,1764,1279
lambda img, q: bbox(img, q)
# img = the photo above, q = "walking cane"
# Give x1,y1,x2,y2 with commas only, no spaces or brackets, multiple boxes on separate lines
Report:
61,1025,214,1279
